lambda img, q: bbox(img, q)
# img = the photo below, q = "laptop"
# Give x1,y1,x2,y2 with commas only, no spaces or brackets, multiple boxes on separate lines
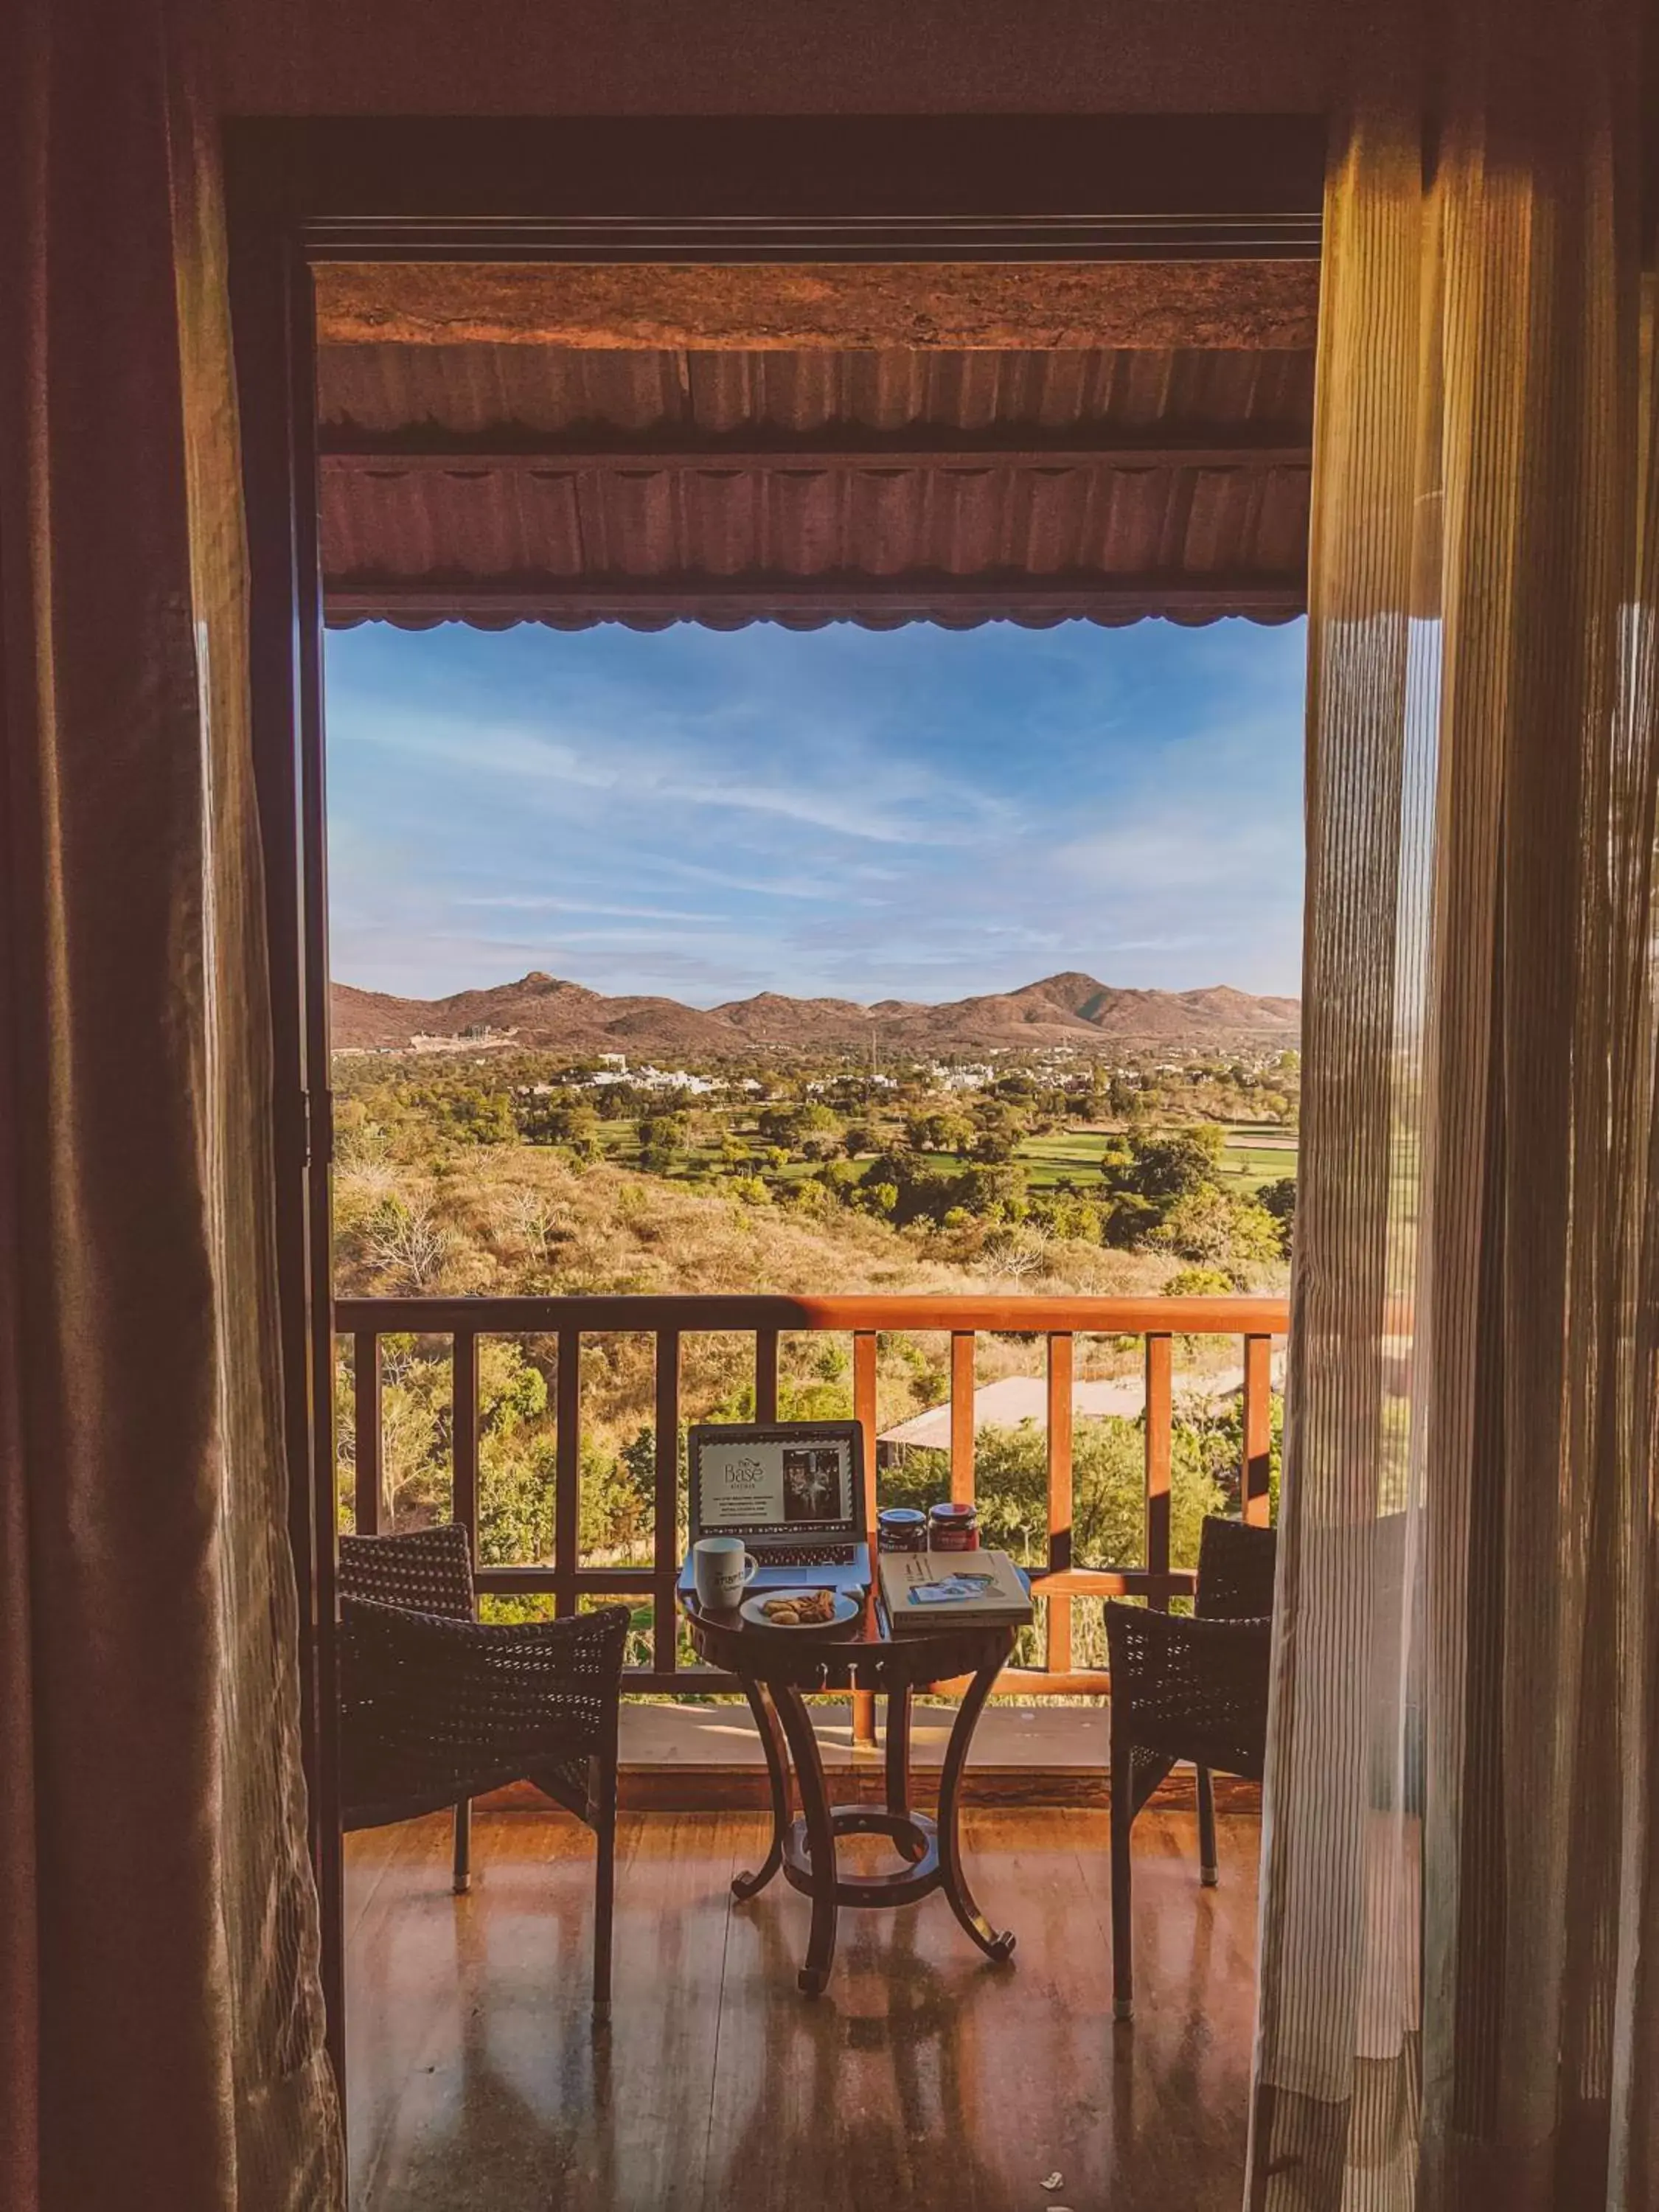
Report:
678,1421,872,1596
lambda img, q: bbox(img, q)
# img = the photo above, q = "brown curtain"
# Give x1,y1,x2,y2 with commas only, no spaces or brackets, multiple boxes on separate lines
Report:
1249,1,1659,2208
0,2,343,2204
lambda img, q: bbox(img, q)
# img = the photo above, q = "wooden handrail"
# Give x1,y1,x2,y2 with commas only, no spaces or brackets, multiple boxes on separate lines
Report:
335,1291,1288,1333
335,1292,1289,1707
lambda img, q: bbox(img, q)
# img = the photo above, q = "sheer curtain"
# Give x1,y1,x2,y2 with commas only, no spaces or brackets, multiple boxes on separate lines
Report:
1,1,342,2203
1248,2,1658,2208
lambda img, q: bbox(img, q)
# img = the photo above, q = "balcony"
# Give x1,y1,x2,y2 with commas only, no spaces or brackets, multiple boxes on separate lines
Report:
337,1293,1282,2207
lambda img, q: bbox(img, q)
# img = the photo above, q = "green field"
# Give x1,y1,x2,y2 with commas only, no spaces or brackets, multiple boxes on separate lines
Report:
1015,1127,1295,1195
594,1113,1296,1194
1213,1126,1300,1196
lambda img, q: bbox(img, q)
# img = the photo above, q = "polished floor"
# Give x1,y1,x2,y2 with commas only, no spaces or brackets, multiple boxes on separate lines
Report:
345,1806,1260,2211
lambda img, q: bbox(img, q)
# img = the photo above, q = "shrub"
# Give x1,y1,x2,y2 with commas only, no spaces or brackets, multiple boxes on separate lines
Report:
1161,1264,1235,1299
1151,1183,1283,1276
882,1417,1227,1571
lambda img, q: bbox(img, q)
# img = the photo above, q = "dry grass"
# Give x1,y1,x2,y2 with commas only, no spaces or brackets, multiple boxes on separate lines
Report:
335,1147,1186,1305
334,1147,1282,1443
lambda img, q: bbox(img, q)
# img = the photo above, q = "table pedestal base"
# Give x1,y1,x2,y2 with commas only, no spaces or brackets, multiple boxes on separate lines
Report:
731,1667,1017,1996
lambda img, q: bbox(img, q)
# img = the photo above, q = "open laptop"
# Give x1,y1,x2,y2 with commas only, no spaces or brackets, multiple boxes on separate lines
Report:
678,1421,872,1596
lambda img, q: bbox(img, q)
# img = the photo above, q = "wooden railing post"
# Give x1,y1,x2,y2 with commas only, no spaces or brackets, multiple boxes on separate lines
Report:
754,1329,779,1422
1242,1332,1273,1526
352,1331,381,1535
1145,1332,1172,1608
1045,1332,1074,1674
653,1330,681,1676
852,1331,878,1537
950,1331,976,1503
453,1331,479,1584
852,1330,879,1749
554,1329,581,1614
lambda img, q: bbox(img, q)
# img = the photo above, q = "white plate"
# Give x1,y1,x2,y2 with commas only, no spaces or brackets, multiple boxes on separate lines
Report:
740,1587,862,1632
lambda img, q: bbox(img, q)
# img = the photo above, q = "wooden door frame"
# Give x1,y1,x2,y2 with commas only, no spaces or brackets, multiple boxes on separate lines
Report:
223,107,1325,2087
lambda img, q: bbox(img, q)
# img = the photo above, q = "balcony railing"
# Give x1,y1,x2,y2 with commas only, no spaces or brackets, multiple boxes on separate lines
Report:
333,1293,1287,1708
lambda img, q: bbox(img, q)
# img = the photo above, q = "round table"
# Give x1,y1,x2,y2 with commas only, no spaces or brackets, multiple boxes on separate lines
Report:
682,1587,1018,1995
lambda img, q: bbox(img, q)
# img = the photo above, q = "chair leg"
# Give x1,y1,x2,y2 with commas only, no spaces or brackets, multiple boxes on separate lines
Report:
453,1798,472,1894
1110,1723,1135,2023
1196,1764,1219,1887
590,1746,618,2023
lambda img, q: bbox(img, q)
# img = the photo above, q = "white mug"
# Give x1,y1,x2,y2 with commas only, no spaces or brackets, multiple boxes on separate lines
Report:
693,1535,759,1610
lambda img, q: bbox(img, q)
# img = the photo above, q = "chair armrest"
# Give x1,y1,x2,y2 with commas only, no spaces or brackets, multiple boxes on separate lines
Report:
1104,1601,1272,1781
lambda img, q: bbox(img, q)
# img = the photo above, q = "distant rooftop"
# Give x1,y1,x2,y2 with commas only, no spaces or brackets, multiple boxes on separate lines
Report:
879,1360,1287,1450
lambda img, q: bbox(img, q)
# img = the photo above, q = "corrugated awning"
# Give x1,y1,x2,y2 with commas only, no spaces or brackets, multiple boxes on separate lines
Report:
316,271,1314,630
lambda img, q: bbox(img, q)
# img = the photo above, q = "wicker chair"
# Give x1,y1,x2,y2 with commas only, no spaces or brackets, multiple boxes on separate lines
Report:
1103,1514,1276,2020
338,1524,630,2017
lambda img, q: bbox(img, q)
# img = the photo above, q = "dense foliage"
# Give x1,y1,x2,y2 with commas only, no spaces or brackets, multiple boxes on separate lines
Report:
333,1044,1290,1668
335,1040,1297,1287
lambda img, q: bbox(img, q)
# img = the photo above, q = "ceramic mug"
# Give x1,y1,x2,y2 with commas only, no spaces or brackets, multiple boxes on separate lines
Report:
692,1535,759,1610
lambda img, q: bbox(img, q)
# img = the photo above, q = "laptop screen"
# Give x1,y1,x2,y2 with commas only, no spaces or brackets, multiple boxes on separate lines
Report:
688,1422,863,1545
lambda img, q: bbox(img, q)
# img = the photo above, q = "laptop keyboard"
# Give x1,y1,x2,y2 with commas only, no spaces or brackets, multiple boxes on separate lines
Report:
759,1543,858,1566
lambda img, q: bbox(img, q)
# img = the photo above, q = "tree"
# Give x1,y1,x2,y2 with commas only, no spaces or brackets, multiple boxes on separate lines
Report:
957,1162,1029,1221
435,1082,516,1144
758,1100,841,1159
969,1102,1026,1163
1121,1124,1225,1201
636,1113,687,1174
518,1096,602,1159
881,1416,1226,1576
1026,1192,1105,1242
1152,1185,1283,1276
1102,1190,1161,1248
905,1109,973,1155
1258,1175,1297,1253
363,1197,451,1290
841,1121,878,1158
791,1104,844,1161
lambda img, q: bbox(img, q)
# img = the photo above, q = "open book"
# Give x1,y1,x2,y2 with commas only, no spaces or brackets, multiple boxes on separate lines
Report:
877,1548,1033,1634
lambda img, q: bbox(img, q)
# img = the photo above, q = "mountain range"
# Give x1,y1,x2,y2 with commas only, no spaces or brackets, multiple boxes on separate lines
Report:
332,970,1301,1057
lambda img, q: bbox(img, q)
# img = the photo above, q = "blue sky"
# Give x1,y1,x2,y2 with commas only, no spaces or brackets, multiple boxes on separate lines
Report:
324,617,1306,1006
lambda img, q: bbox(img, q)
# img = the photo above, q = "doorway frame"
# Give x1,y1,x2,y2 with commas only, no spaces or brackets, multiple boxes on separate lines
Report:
223,107,1324,2079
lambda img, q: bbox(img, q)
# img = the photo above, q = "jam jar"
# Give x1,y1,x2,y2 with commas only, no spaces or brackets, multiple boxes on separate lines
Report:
928,1500,981,1552
877,1506,928,1554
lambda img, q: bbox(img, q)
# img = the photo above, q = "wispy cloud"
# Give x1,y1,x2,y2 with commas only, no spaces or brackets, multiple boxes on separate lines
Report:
325,618,1306,1001
342,700,1012,849
458,894,720,922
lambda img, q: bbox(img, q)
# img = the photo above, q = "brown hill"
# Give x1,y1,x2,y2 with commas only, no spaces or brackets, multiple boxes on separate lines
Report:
713,992,880,1046
332,970,1299,1057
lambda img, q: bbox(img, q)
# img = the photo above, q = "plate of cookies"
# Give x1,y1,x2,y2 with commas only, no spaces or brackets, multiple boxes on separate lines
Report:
740,1587,862,1633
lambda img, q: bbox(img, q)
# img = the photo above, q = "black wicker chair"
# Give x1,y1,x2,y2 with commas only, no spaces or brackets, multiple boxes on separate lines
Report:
338,1525,630,2017
1103,1514,1276,2020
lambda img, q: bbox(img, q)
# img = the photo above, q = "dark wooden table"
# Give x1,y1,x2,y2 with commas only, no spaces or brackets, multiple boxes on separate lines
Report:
682,1587,1018,1994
